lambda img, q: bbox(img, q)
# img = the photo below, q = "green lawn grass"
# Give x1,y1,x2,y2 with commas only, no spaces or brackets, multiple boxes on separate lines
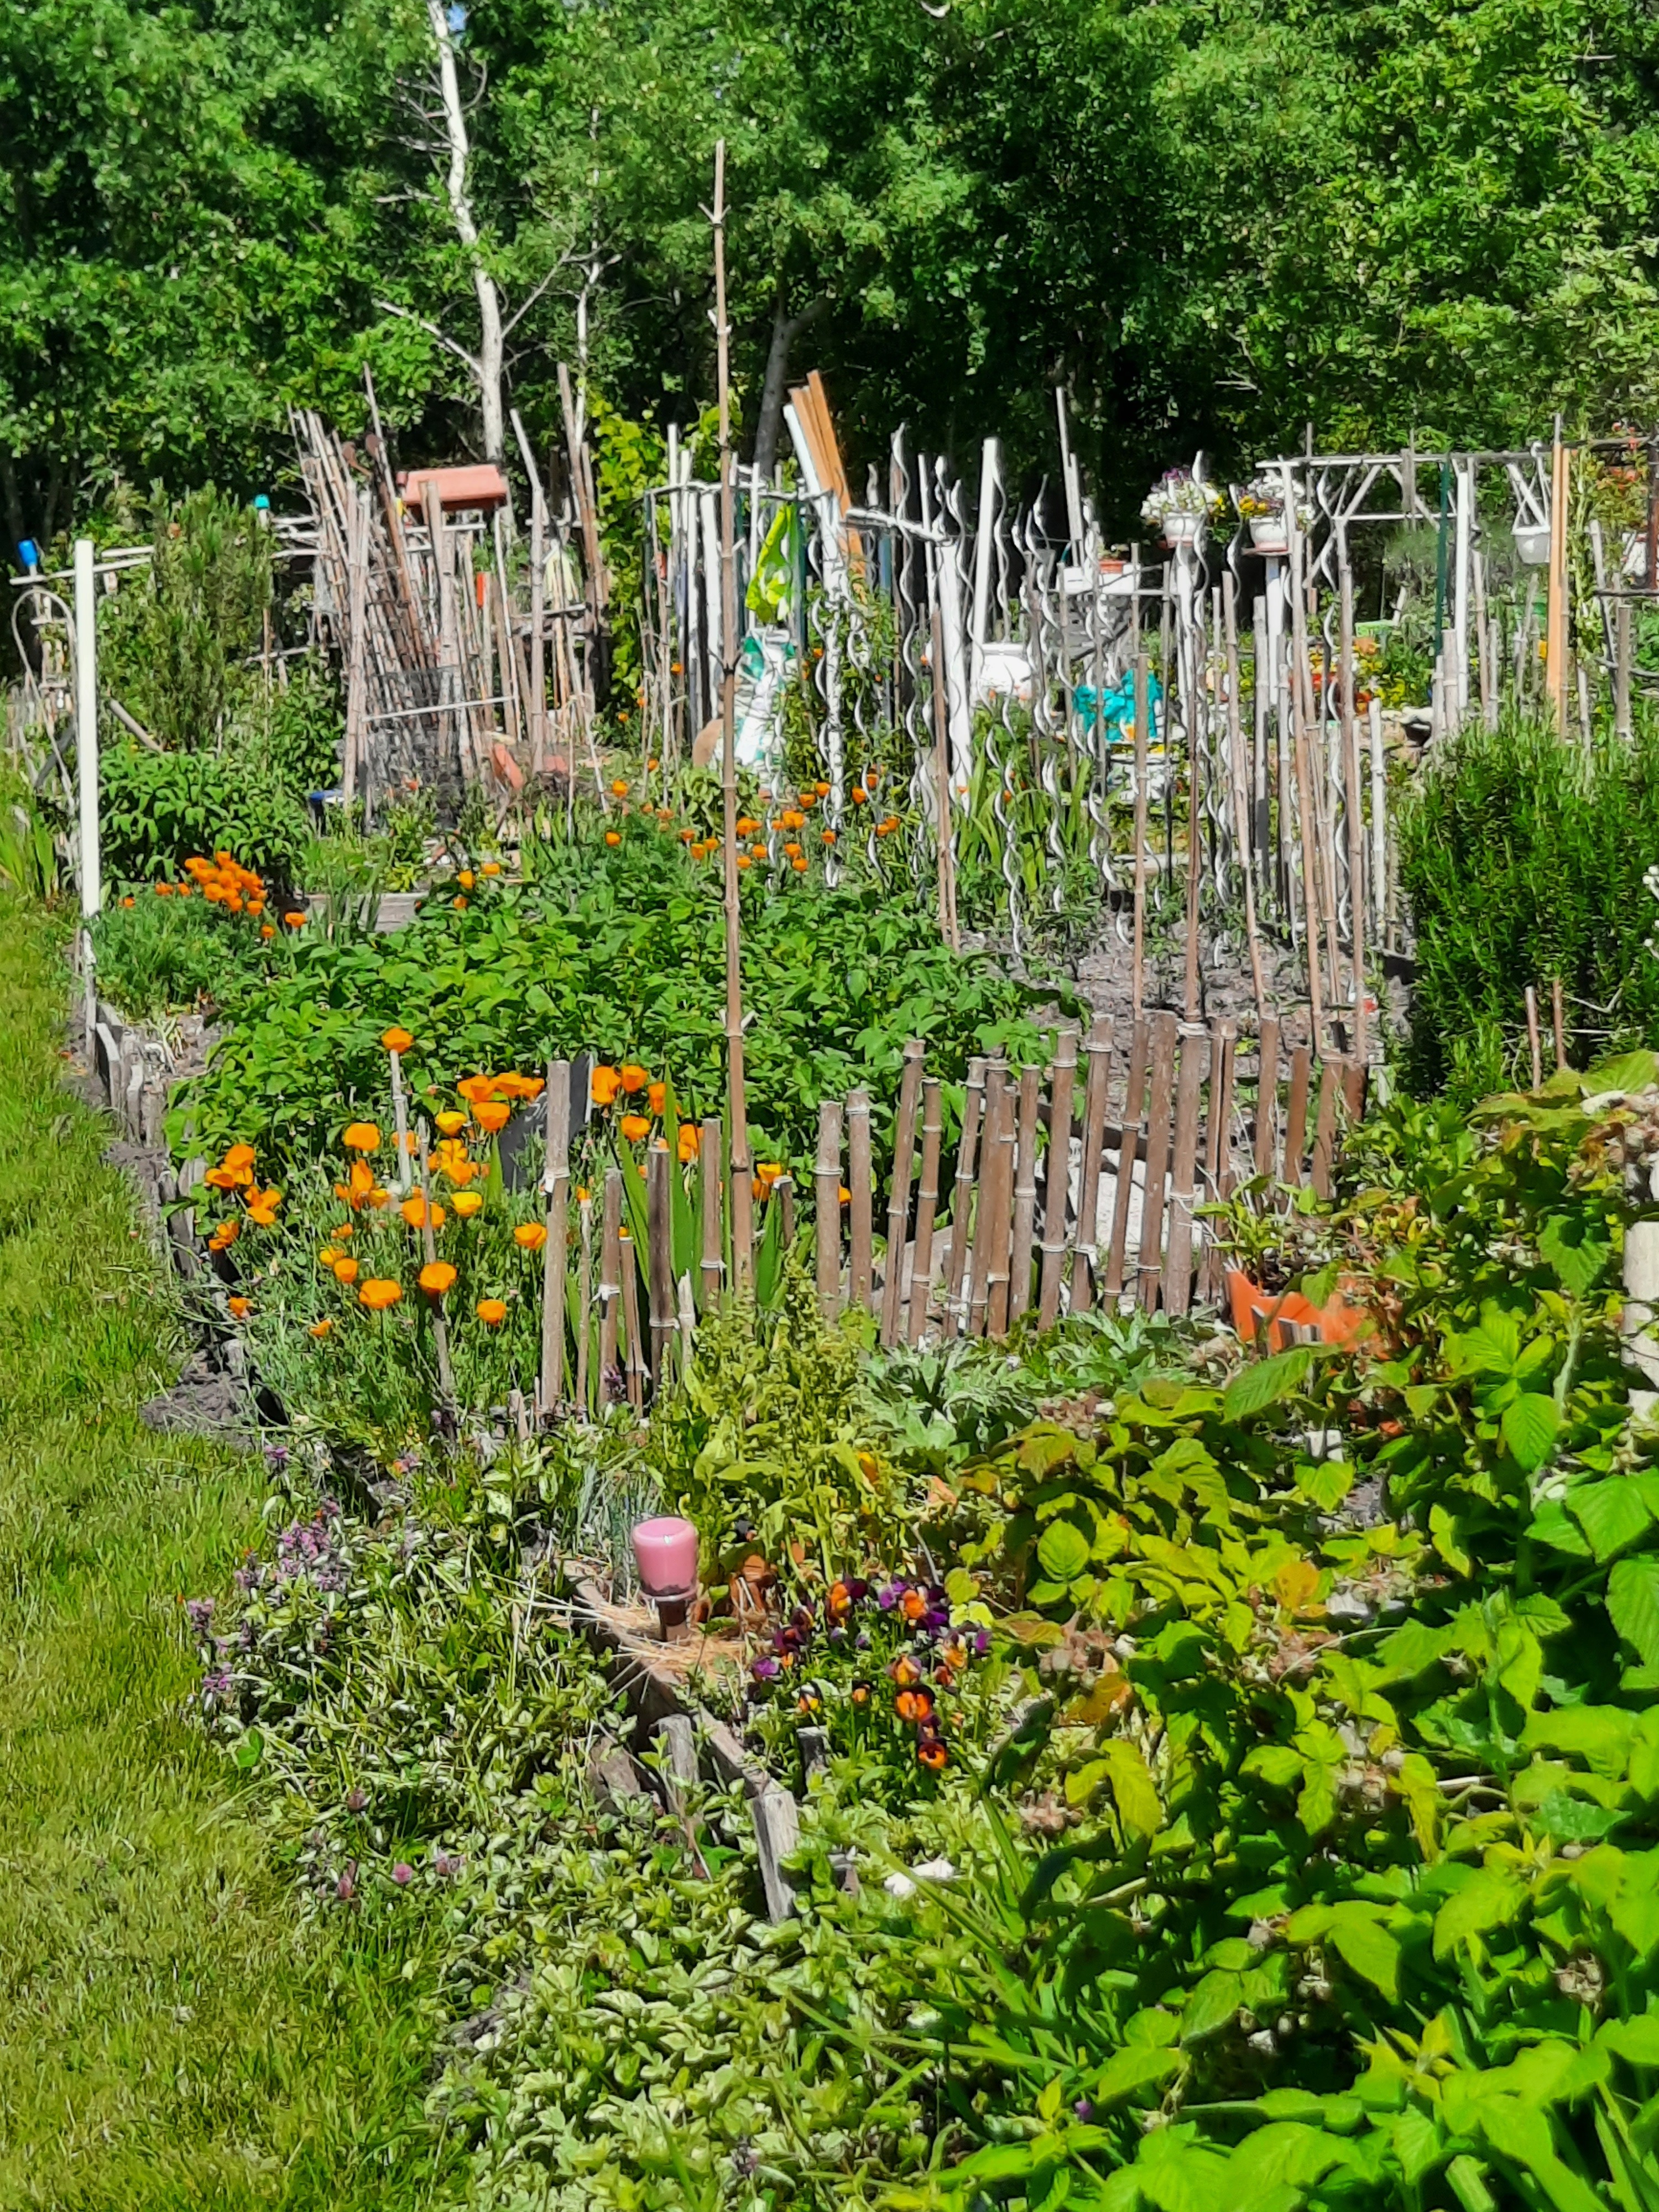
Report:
0,900,452,2211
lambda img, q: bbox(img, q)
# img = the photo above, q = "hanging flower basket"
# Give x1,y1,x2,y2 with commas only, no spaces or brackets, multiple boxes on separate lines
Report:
1514,523,1551,567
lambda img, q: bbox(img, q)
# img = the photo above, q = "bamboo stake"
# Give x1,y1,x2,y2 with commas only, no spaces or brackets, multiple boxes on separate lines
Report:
1070,1015,1114,1313
711,143,754,1293
1223,575,1269,1023
1339,557,1368,1063
1198,1018,1238,1303
1282,1046,1313,1186
1546,417,1570,737
388,1048,414,1196
1008,1063,1041,1328
1132,653,1149,1020
1103,1019,1150,1298
698,1114,723,1312
1525,984,1543,1089
942,1058,987,1338
1310,1060,1341,1200
646,1141,675,1397
598,1168,623,1401
984,1070,1020,1339
1254,1018,1281,1181
968,1062,1009,1339
847,1087,874,1311
907,1079,945,1345
815,1100,843,1323
575,1193,593,1418
1368,697,1387,945
1551,978,1567,1072
879,1043,925,1346
1162,1026,1209,1315
1135,1016,1179,1312
342,485,370,803
1037,1027,1079,1331
1182,645,1202,1022
619,1227,646,1410
539,1057,571,1420
415,1119,455,1410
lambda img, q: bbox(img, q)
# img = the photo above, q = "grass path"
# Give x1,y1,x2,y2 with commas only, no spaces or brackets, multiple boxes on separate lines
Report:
0,902,451,2211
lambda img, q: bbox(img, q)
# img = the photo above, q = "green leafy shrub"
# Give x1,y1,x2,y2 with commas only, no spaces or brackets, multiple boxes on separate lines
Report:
90,882,281,1020
1399,716,1659,1099
101,740,310,888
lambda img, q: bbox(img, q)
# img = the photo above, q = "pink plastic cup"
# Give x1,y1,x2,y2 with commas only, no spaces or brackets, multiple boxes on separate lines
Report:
631,1515,700,1597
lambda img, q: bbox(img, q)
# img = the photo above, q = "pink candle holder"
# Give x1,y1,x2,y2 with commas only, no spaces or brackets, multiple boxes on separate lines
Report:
631,1516,700,1642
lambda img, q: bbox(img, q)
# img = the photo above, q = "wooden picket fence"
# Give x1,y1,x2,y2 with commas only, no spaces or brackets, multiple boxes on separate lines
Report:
534,1016,1369,1417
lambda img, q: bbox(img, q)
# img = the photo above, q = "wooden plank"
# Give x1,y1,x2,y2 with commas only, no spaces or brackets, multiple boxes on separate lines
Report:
619,1222,647,1410
1162,1027,1210,1315
1253,1017,1281,1181
1197,1019,1237,1305
1310,1058,1342,1199
539,1057,572,1418
1135,1015,1179,1311
941,1058,986,1338
1008,1064,1042,1327
879,1042,926,1347
646,1140,676,1396
1037,1027,1079,1331
1281,1044,1312,1186
1069,1016,1114,1312
598,1168,623,1402
985,1068,1020,1338
815,1100,843,1323
967,1062,1009,1338
907,1078,944,1345
575,1191,593,1418
1103,1019,1150,1298
698,1114,723,1313
847,1087,874,1310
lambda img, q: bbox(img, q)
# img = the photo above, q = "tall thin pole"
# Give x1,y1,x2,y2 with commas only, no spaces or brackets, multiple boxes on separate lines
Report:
712,142,753,1290
1546,415,1570,737
74,536,100,1048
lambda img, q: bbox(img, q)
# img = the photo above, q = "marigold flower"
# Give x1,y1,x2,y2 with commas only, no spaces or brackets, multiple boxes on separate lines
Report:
619,1113,651,1142
121,894,134,909
736,854,752,870
358,1277,402,1311
155,881,174,895
419,1261,457,1296
343,1122,381,1152
260,923,276,940
750,842,767,859
481,860,501,877
791,856,808,873
476,1297,507,1326
474,1099,511,1134
677,1123,700,1164
619,1063,648,1094
611,778,629,798
458,869,474,890
227,1296,251,1320
514,1222,547,1252
381,1026,414,1054
309,1319,333,1339
782,841,802,859
451,1190,484,1218
333,1257,360,1285
590,1065,622,1107
400,1196,445,1232
283,911,306,928
604,831,620,847
452,894,468,909
821,829,837,844
851,786,868,805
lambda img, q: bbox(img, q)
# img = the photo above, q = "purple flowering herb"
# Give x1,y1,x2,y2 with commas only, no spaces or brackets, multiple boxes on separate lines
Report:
750,1655,781,1681
336,1865,356,1901
263,1443,290,1470
434,1851,462,1880
1073,2099,1094,2123
184,1597,215,1637
200,1668,232,1705
392,1861,414,1887
855,1630,871,1650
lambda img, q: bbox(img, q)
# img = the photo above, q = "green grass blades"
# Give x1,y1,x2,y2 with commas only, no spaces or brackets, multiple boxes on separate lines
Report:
0,898,454,2211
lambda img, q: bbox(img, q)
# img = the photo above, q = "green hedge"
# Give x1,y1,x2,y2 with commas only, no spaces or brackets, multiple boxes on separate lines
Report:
100,742,310,889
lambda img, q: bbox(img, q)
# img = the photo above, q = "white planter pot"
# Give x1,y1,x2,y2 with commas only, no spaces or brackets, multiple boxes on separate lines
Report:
1514,523,1551,567
1248,514,1288,553
1160,514,1204,548
1622,531,1648,583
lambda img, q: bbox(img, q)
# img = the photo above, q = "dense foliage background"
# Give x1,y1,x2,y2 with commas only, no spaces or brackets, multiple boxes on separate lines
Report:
6,0,1659,550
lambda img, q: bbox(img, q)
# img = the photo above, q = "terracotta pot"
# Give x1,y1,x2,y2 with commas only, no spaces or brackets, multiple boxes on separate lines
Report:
1226,1267,1368,1352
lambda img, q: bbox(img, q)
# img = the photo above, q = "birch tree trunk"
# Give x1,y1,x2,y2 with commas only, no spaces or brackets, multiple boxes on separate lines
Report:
426,0,505,465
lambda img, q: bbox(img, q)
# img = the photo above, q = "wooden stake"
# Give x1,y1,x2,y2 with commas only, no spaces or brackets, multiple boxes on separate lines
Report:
815,1099,843,1323
1037,1026,1079,1332
1551,977,1567,1072
968,1062,1009,1339
942,1058,987,1338
1104,1020,1150,1298
1008,1063,1041,1328
1616,597,1634,741
598,1168,623,1401
1368,697,1387,945
575,1192,593,1419
416,1119,455,1410
984,1069,1020,1339
1132,654,1149,1020
1198,1018,1238,1303
1282,1045,1312,1186
646,1141,675,1398
711,143,754,1292
1310,1060,1341,1199
698,1114,723,1313
619,1225,646,1410
342,484,371,804
1340,557,1367,1064
1162,1026,1209,1316
1135,1016,1179,1312
847,1087,874,1310
1070,1016,1114,1313
1223,574,1269,1024
907,1078,945,1345
879,1042,925,1346
1254,1017,1281,1181
1525,984,1543,1090
538,1057,571,1420
388,1048,414,1196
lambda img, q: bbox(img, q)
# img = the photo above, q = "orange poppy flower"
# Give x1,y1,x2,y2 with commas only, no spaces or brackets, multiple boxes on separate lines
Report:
208,1220,239,1251
458,869,475,890
604,831,621,847
619,1113,650,1142
457,1074,499,1106
647,1081,667,1115
400,1196,446,1232
821,829,837,844
839,1184,851,1203
611,778,629,798
513,1222,547,1253
223,1144,255,1175
495,1073,544,1100
782,841,802,859
358,1278,402,1311
677,1123,700,1163
851,786,868,805
419,1261,457,1297
791,856,808,873
590,1065,622,1107
227,1296,251,1320
333,1256,360,1285
736,854,752,870
476,1297,507,1326
260,923,276,940
474,1099,511,1134
452,895,468,909
368,1186,391,1209
155,881,174,895
283,911,306,929
309,1319,333,1339
381,1026,414,1053
619,1064,648,1094
246,1194,281,1228
755,1162,783,1189
451,1190,483,1218
481,859,501,876
317,1247,341,1268
343,1122,381,1152
435,1110,467,1136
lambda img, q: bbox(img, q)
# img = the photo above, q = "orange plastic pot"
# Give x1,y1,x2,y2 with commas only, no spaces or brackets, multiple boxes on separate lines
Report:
1226,1268,1368,1353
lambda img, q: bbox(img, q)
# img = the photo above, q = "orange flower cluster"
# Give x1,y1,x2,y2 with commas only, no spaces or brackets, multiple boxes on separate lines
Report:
203,1139,284,1246
179,853,266,918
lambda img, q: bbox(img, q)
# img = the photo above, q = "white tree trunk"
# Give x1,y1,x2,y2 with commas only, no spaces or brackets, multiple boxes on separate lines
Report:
427,0,504,463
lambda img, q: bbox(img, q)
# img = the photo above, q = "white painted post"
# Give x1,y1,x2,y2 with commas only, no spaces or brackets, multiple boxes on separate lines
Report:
74,536,101,921
1453,459,1473,722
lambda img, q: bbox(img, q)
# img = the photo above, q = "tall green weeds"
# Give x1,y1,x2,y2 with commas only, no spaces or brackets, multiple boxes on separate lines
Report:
1398,714,1659,1098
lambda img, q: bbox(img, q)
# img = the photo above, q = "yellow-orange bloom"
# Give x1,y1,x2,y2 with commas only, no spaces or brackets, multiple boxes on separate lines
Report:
677,1123,700,1163
283,911,306,929
381,1026,414,1053
343,1122,381,1152
619,1063,648,1094
451,1190,484,1218
481,860,501,877
590,1065,622,1107
227,1296,251,1320
495,1073,544,1100
619,1113,650,1142
476,1297,507,1326
648,1081,666,1115
335,1160,378,1210
358,1278,402,1311
435,1109,467,1136
208,1220,239,1251
474,1099,511,1134
222,1144,255,1175
604,830,620,847
610,778,629,798
458,869,475,890
333,1256,360,1285
400,1196,446,1232
755,1162,784,1188
318,1247,341,1267
457,1073,499,1106
419,1261,457,1296
309,1319,333,1339
513,1222,547,1253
